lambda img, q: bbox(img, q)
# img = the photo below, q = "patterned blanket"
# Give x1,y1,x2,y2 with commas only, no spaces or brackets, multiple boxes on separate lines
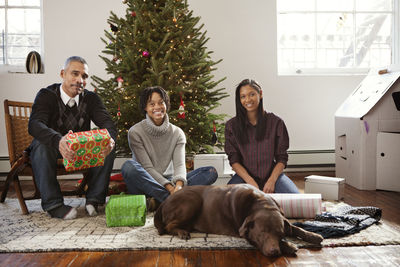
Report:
294,205,382,238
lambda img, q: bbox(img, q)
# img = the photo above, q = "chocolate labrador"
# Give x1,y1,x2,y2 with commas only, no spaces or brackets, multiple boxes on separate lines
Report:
154,184,323,257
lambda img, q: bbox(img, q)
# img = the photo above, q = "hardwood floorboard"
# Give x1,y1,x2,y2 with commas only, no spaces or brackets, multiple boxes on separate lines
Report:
1,171,400,267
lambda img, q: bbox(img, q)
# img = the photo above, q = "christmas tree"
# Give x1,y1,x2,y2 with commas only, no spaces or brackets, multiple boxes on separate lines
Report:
92,0,228,156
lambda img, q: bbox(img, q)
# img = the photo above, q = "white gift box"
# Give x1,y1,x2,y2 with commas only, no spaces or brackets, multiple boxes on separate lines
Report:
194,154,233,177
305,175,345,200
269,193,322,219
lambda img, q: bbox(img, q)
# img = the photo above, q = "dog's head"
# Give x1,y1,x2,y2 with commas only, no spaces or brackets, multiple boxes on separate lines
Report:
238,210,298,257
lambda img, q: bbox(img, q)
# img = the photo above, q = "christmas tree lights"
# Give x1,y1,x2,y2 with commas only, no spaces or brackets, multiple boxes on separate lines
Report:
92,0,228,156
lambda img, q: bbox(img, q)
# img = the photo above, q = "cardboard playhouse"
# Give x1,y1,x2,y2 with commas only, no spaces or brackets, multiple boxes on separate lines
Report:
335,65,400,191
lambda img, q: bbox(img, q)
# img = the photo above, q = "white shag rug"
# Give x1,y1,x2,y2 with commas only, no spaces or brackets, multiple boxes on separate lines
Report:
1,198,399,253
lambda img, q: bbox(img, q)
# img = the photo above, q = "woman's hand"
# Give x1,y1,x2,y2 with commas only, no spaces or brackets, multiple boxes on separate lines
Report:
165,184,175,194
172,180,184,194
247,179,260,190
165,180,184,195
263,178,276,193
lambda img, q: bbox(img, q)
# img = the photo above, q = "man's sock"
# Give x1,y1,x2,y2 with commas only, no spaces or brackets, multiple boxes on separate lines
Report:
85,202,99,216
48,205,77,220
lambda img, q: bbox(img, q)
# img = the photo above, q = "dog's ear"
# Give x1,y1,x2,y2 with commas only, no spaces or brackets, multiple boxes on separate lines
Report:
270,197,285,215
232,188,257,224
239,216,254,238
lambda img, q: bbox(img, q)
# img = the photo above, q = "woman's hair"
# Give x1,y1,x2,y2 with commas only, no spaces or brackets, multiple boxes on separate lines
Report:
234,79,266,144
139,86,170,115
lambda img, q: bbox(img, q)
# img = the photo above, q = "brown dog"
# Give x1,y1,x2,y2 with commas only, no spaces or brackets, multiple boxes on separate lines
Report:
154,184,323,257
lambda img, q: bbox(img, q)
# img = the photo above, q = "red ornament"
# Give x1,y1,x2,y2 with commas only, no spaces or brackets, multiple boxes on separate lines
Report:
117,103,121,118
117,76,124,88
142,50,150,57
131,11,136,17
178,94,185,119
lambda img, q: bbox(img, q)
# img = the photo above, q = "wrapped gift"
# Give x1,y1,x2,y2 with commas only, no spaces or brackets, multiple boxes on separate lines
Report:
269,193,322,219
63,129,111,172
106,194,146,227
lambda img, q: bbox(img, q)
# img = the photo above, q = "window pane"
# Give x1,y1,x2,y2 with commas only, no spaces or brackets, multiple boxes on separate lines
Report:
278,13,315,69
8,9,40,34
6,8,41,65
356,0,392,12
0,9,4,29
317,0,353,11
316,13,354,68
277,0,395,74
0,9,4,64
277,0,314,12
8,0,40,6
0,1,5,5
7,44,34,65
355,13,391,67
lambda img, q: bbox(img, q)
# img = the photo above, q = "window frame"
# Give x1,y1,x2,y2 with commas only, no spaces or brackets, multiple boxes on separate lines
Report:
0,0,43,73
277,0,400,76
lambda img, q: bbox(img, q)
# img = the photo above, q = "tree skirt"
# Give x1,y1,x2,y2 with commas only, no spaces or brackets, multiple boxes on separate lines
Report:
1,198,399,253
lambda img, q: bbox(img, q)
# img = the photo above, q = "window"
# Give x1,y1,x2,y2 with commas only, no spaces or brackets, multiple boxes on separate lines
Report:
277,0,398,75
0,0,42,70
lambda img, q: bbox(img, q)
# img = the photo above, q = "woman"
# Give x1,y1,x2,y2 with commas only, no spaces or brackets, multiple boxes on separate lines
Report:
224,79,299,193
121,86,218,210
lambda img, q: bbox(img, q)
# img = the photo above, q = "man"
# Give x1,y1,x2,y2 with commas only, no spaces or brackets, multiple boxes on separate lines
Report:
28,56,116,220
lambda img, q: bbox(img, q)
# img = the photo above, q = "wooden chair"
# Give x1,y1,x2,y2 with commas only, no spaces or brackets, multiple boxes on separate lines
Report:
1,99,89,214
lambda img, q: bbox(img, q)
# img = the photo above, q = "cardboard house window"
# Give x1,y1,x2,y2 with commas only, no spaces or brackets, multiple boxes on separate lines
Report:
0,0,42,71
277,0,397,75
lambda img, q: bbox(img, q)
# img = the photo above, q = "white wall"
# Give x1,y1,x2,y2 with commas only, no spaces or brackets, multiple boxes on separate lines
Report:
0,0,363,159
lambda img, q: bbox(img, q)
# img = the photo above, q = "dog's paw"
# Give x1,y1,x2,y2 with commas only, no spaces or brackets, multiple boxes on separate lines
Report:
177,230,191,240
279,240,298,256
308,232,323,244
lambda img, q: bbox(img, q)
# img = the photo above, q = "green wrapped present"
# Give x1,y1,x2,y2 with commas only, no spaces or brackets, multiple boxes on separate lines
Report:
106,194,146,227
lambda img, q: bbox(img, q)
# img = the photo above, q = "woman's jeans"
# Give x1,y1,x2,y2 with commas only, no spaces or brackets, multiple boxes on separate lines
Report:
30,139,116,211
121,158,218,202
227,173,299,193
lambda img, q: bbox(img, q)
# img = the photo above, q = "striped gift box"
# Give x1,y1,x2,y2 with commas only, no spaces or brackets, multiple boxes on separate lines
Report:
268,193,322,219
106,194,146,227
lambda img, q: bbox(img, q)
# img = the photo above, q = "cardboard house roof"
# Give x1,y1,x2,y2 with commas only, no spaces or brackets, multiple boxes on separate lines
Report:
335,65,400,118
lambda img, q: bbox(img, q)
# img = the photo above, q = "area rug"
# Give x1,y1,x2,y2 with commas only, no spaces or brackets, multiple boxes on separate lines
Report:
1,198,400,253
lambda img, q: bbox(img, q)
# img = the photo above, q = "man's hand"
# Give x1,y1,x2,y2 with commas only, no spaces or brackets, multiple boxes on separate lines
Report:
102,137,115,157
59,131,75,161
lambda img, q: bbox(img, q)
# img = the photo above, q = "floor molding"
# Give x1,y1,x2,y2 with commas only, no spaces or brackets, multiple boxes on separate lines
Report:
0,150,336,180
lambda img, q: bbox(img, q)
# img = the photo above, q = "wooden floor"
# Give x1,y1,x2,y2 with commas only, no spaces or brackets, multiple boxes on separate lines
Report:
1,171,400,267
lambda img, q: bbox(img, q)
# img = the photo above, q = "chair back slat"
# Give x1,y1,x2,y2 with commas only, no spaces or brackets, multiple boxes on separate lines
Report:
4,100,33,166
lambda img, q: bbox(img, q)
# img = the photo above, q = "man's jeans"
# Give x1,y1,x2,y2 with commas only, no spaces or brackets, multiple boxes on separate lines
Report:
121,158,218,202
227,173,299,193
30,139,116,211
